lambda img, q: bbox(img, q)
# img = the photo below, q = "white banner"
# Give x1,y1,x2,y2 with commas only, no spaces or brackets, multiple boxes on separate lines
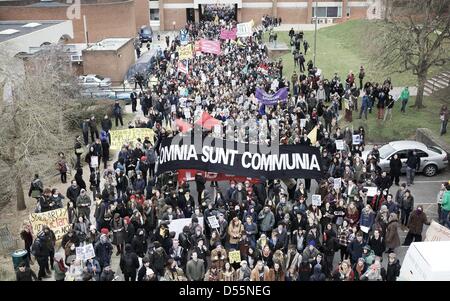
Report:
237,22,253,38
166,217,204,239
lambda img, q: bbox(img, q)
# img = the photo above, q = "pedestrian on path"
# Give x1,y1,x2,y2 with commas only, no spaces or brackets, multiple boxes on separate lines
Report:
439,105,448,135
399,87,409,113
403,206,430,246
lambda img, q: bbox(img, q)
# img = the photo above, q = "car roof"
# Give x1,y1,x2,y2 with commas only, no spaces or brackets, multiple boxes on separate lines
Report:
388,140,427,151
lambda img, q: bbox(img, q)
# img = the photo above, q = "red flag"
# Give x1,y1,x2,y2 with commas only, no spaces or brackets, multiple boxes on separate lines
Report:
195,111,220,130
175,118,193,133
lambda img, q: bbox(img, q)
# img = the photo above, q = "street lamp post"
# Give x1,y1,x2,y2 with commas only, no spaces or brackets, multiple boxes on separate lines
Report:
314,0,318,67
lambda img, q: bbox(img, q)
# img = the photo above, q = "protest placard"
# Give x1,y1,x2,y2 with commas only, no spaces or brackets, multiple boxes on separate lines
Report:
236,21,252,37
228,250,241,263
333,178,342,190
352,134,361,145
300,119,306,129
207,216,219,229
75,243,96,261
178,44,193,60
90,156,98,168
312,194,322,206
29,208,71,240
335,140,345,151
167,217,204,239
364,186,378,197
109,128,155,150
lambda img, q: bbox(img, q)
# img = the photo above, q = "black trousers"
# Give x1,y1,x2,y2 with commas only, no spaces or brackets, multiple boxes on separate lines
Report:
391,174,400,185
48,249,54,271
83,132,89,146
60,172,67,184
124,271,137,281
90,130,99,143
131,100,137,112
115,115,123,127
404,233,422,246
37,257,48,279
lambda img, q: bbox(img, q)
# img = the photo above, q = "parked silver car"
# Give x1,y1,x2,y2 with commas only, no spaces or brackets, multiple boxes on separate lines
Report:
78,74,112,90
362,140,448,177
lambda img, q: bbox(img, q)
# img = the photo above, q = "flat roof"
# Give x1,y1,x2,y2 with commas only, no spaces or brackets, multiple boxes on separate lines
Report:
85,38,131,51
0,20,66,43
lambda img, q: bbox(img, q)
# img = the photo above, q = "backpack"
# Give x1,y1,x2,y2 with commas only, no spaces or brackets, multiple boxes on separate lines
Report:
31,238,41,257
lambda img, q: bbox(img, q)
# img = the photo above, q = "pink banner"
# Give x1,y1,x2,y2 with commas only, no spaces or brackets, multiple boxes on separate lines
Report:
199,39,221,55
220,28,237,40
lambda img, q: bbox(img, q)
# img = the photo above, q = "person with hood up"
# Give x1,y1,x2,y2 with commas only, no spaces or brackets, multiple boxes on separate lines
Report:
149,241,168,277
120,244,140,281
385,213,401,253
94,233,113,270
385,252,401,281
309,264,326,281
403,205,430,246
131,228,147,258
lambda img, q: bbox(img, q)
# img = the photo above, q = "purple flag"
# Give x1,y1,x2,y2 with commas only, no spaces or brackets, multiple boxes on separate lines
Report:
255,87,289,105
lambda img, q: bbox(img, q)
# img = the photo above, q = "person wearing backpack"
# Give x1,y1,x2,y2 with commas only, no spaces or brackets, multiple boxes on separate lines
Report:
28,174,43,201
120,244,140,281
113,100,123,127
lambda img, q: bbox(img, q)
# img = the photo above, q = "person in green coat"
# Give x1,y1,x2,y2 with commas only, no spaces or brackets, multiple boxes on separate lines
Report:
400,87,410,113
441,183,450,228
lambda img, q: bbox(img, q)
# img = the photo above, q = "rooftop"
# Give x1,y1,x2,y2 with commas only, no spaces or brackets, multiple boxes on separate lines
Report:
85,38,131,51
0,20,66,43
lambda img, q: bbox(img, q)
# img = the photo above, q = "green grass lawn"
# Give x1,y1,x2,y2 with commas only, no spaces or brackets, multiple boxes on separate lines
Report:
338,87,450,144
267,20,450,87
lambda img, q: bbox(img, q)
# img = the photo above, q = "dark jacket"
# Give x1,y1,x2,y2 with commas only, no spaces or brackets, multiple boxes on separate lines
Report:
94,238,113,267
368,236,385,257
309,264,326,281
347,239,364,263
389,158,402,176
16,268,38,281
120,244,140,275
407,210,430,235
101,118,112,132
386,259,401,281
406,154,420,170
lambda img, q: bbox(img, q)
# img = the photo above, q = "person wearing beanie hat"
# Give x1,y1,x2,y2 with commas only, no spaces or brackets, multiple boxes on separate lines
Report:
386,252,401,281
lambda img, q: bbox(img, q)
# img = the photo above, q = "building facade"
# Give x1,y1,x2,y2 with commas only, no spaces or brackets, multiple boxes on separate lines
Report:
150,0,372,31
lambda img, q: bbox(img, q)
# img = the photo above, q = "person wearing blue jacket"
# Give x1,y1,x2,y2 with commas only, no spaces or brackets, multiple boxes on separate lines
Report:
347,232,364,265
359,93,369,120
359,205,375,242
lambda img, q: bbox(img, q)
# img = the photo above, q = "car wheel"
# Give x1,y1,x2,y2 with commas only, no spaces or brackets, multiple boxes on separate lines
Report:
423,164,437,177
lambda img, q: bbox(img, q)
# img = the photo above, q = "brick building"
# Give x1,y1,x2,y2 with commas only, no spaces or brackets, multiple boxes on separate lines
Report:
0,0,150,43
151,0,372,31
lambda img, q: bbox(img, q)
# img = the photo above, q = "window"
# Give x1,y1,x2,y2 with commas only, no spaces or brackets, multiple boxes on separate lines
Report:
150,9,160,21
393,150,409,160
346,6,351,17
415,150,429,158
313,7,342,18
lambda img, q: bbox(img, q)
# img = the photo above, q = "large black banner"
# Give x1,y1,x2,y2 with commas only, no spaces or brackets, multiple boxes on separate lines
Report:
155,135,324,180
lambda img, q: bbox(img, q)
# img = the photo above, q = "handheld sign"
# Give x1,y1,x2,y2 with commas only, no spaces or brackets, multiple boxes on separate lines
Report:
364,186,377,197
312,194,322,206
352,134,361,145
333,178,342,190
207,216,219,229
335,140,345,151
228,250,241,263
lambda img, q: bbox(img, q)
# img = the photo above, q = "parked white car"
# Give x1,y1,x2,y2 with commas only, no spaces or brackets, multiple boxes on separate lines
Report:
78,74,112,89
362,140,448,177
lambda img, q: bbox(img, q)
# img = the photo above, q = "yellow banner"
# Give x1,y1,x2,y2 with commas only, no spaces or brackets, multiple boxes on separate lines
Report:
228,250,241,263
110,128,155,150
29,208,71,240
178,44,193,60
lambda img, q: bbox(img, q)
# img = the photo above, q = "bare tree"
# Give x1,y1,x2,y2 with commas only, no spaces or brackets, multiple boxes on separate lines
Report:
0,46,79,211
374,0,450,108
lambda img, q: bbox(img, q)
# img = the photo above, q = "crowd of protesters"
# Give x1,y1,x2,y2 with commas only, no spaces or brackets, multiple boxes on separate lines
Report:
16,15,450,282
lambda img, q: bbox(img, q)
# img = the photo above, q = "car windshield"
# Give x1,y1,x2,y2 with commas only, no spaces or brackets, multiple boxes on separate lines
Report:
141,28,151,35
428,146,442,154
95,75,105,81
379,144,396,159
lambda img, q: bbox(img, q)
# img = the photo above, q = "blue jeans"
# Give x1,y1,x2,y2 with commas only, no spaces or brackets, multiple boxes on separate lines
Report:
406,167,415,185
441,209,450,228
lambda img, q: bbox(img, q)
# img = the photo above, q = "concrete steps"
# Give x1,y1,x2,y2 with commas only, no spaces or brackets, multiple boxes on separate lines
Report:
422,70,450,96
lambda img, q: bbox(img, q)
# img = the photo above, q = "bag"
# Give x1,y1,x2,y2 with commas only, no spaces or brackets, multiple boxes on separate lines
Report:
31,238,40,256
75,147,84,155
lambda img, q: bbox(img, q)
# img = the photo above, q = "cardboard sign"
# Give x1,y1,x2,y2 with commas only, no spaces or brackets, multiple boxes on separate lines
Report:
110,128,155,150
76,243,96,261
90,156,99,168
364,186,378,197
178,44,193,60
228,250,241,263
335,140,345,151
167,217,204,239
333,178,342,190
312,194,322,206
425,220,450,242
29,208,71,240
207,216,219,229
352,134,361,145
300,119,306,129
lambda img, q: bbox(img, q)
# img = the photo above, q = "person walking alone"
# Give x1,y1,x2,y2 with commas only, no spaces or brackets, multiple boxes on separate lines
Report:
440,105,448,136
399,87,409,113
113,100,124,127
